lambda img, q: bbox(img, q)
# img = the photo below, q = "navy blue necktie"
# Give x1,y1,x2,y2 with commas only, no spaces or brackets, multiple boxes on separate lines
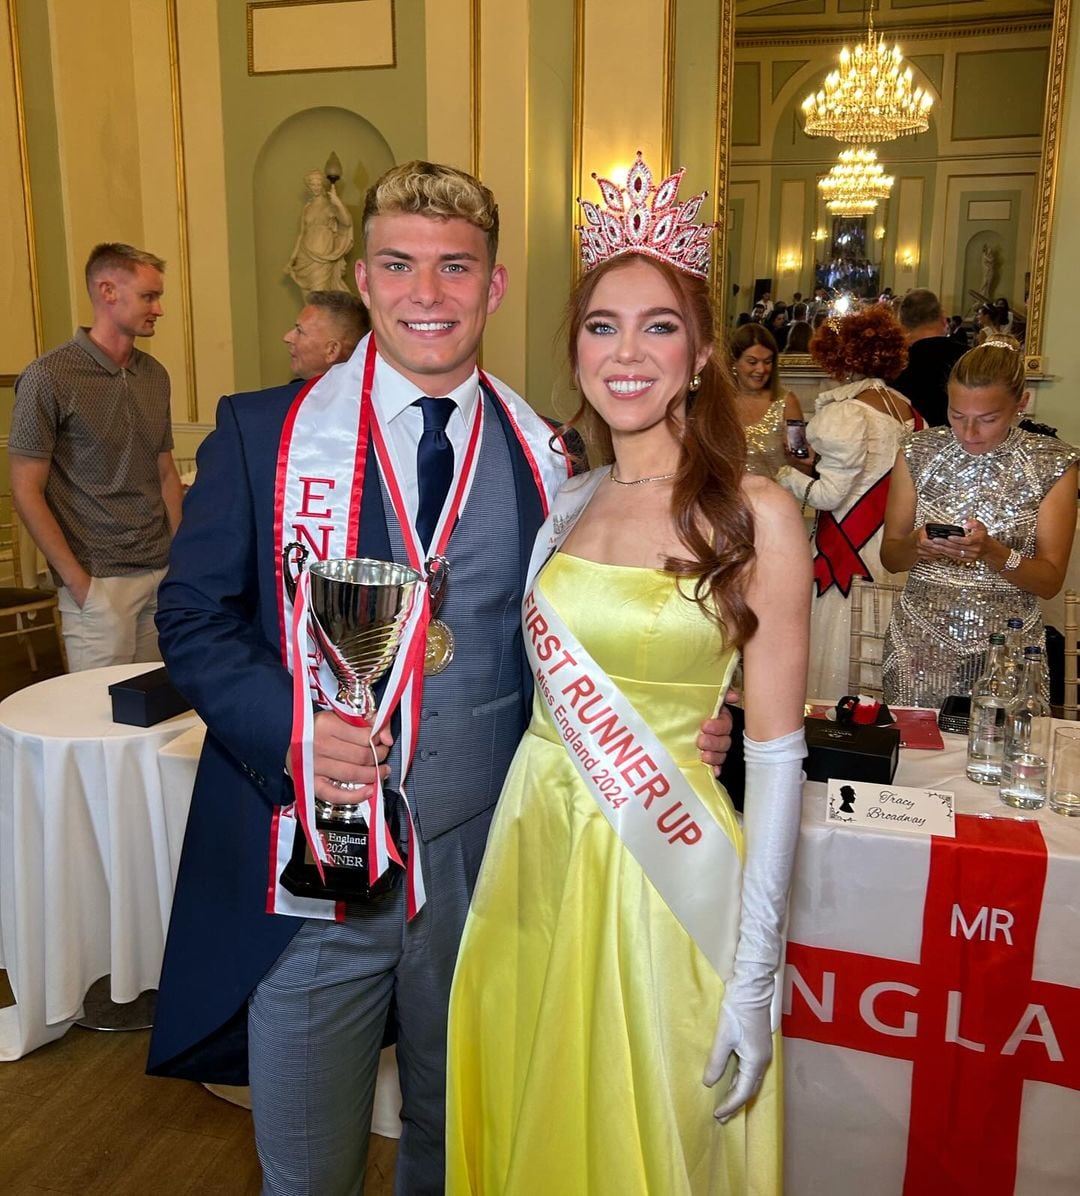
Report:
414,397,455,553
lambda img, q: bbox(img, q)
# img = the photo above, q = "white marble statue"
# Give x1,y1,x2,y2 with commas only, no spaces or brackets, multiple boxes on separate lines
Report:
285,170,355,295
981,242,999,299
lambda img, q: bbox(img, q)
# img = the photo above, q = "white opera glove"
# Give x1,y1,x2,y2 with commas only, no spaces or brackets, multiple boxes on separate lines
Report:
705,727,805,1122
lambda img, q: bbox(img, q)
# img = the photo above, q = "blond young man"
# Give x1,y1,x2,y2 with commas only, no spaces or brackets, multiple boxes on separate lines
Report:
9,243,182,670
148,162,571,1195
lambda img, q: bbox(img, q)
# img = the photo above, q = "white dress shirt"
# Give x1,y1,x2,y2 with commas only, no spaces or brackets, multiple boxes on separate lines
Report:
371,353,482,532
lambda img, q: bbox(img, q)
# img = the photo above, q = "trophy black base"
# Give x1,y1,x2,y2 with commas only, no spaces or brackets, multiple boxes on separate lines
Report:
279,811,403,902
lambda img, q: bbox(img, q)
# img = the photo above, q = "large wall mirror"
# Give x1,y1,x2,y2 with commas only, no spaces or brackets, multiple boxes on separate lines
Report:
715,0,1070,370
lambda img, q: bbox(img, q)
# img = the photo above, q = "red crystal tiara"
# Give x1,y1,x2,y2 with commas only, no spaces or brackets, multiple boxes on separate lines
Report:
577,151,716,279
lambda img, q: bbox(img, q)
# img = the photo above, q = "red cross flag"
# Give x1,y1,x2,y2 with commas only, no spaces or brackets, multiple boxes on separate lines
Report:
782,814,1080,1194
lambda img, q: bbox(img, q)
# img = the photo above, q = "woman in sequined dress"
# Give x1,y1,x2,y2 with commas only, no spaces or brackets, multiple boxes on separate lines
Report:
729,324,806,479
777,306,917,699
881,341,1078,708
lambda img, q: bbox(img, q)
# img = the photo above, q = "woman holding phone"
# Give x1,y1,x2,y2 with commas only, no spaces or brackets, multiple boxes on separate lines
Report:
881,340,1078,707
729,323,809,480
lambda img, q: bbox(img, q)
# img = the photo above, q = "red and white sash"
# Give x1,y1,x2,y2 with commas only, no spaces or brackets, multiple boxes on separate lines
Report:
523,470,742,977
270,334,568,922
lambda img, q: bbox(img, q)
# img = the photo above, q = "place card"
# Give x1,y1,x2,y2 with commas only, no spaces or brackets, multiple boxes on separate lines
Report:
825,778,956,838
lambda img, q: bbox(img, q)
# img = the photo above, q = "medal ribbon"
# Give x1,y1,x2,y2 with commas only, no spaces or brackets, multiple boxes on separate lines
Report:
366,365,485,917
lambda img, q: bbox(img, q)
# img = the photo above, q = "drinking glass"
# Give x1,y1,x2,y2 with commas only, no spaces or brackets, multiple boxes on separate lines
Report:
1048,725,1080,817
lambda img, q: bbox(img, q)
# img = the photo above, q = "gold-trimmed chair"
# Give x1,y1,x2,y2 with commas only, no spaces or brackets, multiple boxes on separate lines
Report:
0,494,67,673
848,576,904,700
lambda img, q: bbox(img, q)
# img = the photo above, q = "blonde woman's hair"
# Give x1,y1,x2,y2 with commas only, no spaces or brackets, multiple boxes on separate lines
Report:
950,337,1025,401
362,161,499,264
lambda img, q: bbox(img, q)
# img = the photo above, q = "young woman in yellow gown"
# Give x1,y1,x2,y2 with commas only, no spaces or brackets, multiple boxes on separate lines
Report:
446,157,811,1195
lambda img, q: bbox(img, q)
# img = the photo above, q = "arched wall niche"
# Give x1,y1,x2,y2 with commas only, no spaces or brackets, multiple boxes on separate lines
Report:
253,106,394,388
964,230,1006,306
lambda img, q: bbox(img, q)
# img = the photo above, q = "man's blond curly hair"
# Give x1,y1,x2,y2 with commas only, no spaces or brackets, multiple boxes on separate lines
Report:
362,161,499,264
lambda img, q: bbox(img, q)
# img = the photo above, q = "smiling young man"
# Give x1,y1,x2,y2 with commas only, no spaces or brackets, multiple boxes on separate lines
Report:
148,162,569,1196
8,242,182,670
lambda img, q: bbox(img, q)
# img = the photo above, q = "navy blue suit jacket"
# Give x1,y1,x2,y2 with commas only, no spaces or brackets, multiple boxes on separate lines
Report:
148,379,553,1082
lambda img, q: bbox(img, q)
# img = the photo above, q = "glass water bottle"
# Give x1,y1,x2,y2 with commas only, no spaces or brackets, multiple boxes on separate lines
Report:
999,646,1051,810
966,633,1011,784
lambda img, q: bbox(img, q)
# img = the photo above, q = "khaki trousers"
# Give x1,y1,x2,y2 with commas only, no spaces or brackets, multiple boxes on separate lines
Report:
57,567,168,671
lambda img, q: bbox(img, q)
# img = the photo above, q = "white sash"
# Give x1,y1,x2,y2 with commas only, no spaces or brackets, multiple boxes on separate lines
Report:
523,471,741,978
269,334,570,921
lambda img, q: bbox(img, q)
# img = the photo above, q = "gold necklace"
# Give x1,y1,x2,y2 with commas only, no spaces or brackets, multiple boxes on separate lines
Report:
609,467,676,486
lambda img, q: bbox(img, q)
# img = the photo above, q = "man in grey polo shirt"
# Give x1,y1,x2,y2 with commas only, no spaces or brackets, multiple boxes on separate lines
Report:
9,242,183,671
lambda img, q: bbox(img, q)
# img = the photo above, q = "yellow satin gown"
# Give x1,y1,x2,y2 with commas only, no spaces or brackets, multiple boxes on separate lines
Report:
446,554,783,1195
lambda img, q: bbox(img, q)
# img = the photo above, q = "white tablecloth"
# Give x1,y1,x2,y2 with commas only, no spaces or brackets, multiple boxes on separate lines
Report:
785,729,1080,1194
0,664,201,1060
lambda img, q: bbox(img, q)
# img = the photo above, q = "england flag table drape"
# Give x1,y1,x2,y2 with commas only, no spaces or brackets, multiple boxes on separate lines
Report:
784,725,1080,1196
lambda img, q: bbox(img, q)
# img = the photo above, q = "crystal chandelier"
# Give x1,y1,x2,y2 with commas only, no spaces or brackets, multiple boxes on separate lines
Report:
818,148,894,217
801,9,933,143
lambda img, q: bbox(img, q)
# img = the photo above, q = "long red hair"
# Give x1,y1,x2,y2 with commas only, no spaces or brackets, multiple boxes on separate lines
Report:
560,254,758,647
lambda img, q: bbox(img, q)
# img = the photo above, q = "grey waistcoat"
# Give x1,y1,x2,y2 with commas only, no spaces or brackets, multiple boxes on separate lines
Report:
382,396,526,842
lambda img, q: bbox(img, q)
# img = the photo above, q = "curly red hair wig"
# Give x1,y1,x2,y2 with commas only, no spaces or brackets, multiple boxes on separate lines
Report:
809,304,908,381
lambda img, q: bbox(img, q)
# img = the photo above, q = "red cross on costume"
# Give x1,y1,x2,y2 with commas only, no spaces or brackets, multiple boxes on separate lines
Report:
783,816,1080,1195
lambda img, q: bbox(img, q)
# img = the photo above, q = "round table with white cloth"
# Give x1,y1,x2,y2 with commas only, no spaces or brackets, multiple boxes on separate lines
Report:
0,664,201,1060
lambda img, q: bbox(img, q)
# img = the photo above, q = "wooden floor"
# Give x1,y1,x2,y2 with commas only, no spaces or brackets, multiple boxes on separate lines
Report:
0,971,398,1194
0,622,66,701
0,641,398,1192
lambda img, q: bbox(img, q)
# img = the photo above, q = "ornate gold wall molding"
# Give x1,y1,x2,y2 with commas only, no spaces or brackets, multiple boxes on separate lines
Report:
661,0,677,176
4,0,42,386
166,0,198,424
711,0,734,314
570,0,585,278
1027,0,1072,368
735,16,1052,51
470,0,481,176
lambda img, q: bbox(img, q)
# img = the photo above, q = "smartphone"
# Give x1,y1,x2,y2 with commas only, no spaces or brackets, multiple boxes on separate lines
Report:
926,522,966,540
785,419,810,459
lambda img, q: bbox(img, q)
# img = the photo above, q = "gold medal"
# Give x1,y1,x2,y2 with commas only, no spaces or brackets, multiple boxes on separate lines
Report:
424,618,455,675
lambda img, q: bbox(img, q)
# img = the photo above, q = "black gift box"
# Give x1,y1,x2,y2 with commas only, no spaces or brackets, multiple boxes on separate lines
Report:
804,716,900,785
108,667,192,727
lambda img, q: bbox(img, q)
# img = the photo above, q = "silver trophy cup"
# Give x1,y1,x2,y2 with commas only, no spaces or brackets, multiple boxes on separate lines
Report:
280,544,421,898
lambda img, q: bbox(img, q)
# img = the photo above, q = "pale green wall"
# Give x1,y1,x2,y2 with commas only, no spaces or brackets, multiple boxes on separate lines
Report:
732,64,760,147
17,2,71,351
2,2,74,485
216,0,430,394
953,49,1049,140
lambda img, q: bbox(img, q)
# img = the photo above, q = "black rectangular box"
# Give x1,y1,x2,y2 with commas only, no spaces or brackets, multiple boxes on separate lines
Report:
108,666,192,727
804,717,900,785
